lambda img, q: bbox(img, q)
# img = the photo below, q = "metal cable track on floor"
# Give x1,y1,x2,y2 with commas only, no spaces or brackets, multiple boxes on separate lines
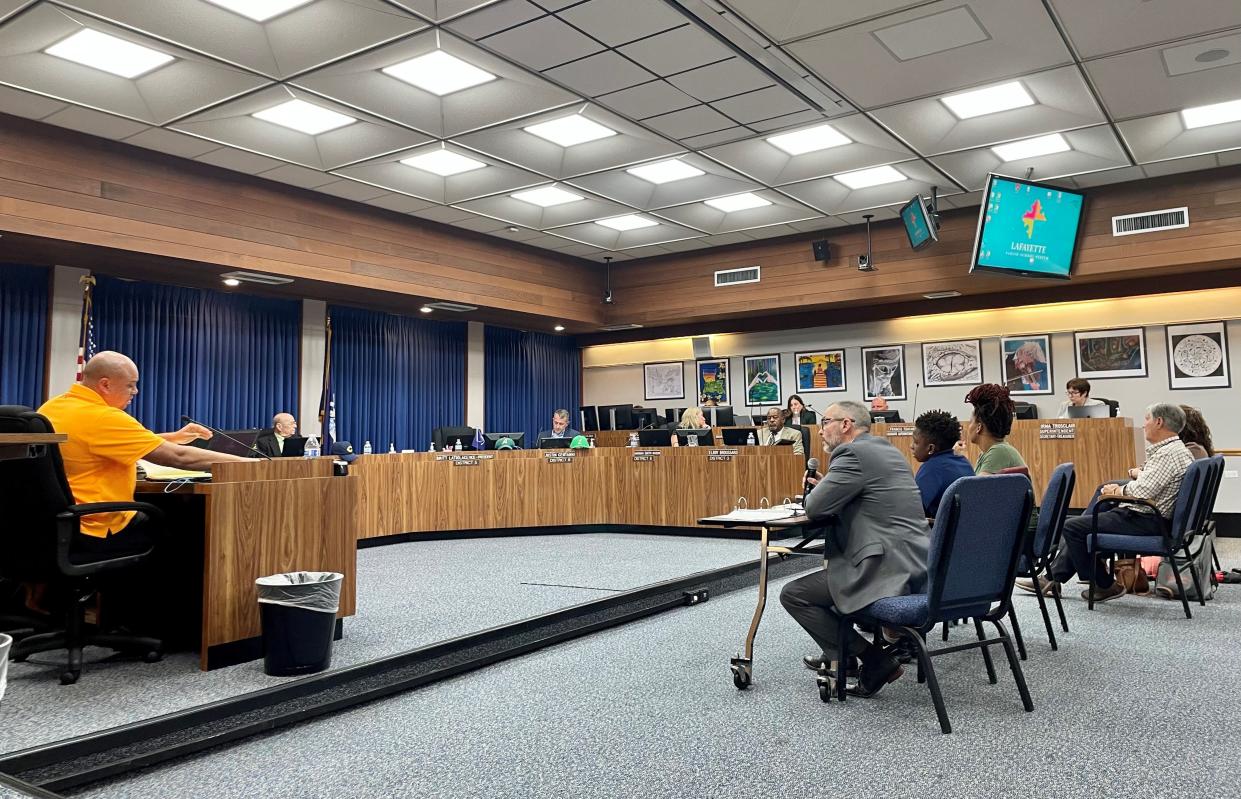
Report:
0,553,817,795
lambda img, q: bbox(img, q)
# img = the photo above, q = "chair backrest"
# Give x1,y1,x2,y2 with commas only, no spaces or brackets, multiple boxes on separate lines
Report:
1166,457,1214,547
789,424,812,459
0,405,75,575
1182,455,1224,541
432,426,477,450
1032,463,1075,558
997,466,1030,477
925,475,1033,622
1093,397,1120,417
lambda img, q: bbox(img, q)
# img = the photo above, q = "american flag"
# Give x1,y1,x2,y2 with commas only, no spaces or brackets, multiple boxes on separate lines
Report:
318,315,334,452
75,275,97,382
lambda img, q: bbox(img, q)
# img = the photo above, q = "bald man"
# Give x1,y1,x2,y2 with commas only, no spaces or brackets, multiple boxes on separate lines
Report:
254,412,298,458
39,350,249,558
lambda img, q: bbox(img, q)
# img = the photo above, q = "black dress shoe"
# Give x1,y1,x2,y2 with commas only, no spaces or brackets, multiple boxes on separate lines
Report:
803,654,858,678
846,651,904,698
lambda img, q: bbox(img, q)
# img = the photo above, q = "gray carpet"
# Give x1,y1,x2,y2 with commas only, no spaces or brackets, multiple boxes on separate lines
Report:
0,533,757,754
70,541,1241,798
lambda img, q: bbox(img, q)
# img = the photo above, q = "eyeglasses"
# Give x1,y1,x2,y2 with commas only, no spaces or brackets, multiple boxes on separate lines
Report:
823,417,850,425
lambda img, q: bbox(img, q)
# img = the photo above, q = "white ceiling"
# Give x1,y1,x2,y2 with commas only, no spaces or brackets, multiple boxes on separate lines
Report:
0,0,1238,262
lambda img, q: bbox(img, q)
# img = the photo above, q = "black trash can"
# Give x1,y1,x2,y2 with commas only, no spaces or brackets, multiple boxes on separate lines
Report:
255,571,343,677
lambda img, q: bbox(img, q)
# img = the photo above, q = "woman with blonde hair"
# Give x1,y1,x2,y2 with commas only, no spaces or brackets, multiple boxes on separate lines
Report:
679,406,708,429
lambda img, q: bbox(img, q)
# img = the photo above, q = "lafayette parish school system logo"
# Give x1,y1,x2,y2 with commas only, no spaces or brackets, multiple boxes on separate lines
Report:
1021,199,1046,238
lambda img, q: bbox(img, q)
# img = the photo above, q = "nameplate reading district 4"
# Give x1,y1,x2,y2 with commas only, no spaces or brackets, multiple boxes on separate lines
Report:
543,452,575,464
708,448,739,462
1039,422,1076,440
435,453,496,466
632,449,662,462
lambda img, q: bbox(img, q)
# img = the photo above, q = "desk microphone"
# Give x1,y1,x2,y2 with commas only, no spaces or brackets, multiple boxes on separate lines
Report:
910,382,921,423
180,415,272,460
803,457,820,498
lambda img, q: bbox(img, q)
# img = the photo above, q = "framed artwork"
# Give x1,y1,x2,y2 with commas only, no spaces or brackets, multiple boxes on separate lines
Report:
794,350,846,393
860,345,907,401
1075,328,1147,379
643,361,684,400
743,354,781,407
1000,335,1053,395
921,340,982,387
1166,322,1230,389
696,358,730,406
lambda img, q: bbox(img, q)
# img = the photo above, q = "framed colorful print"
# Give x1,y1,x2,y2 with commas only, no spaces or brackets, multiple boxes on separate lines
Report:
1167,322,1230,389
1075,328,1147,379
1000,335,1053,395
743,354,781,406
696,358,730,406
643,361,684,401
794,350,846,393
921,340,982,387
860,345,907,401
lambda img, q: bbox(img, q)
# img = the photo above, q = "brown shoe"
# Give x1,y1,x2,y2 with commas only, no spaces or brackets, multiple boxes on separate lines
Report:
1080,581,1126,602
1015,576,1059,596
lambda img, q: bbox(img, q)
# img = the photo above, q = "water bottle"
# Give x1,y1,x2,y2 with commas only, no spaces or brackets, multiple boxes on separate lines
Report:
588,435,595,448
304,434,320,459
454,438,463,451
746,431,755,446
388,442,396,454
362,440,373,455
686,431,698,447
628,432,638,447
429,442,436,452
671,433,679,447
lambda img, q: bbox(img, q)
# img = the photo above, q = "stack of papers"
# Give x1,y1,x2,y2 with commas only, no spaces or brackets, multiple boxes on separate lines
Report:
717,507,797,522
138,460,212,481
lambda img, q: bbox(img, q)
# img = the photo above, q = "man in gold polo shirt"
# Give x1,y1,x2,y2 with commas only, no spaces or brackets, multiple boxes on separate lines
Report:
38,350,248,558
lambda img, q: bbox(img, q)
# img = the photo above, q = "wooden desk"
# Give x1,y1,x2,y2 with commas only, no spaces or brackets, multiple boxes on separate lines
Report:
0,432,66,461
348,447,805,541
137,458,357,670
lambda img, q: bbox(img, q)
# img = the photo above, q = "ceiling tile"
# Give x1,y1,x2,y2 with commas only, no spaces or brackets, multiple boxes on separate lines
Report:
931,125,1130,191
444,0,545,38
547,216,703,249
739,223,802,240
409,205,478,224
388,0,506,22
596,80,697,119
1217,149,1241,167
313,179,389,202
0,83,66,120
667,58,773,103
1140,154,1221,178
748,109,824,133
834,206,898,225
713,85,809,124
1065,165,1145,188
450,213,515,233
566,152,759,210
643,105,735,139
1048,0,1241,58
480,15,604,70
194,147,287,174
1117,111,1241,163
652,190,820,234
544,51,654,97
1087,36,1241,119
364,193,438,214
557,0,687,47
679,127,753,149
722,0,920,45
334,143,546,204
617,25,732,76
779,160,954,215
257,163,338,189
786,216,846,232
40,106,147,140
292,30,576,139
0,1,34,24
121,127,220,159
455,183,635,229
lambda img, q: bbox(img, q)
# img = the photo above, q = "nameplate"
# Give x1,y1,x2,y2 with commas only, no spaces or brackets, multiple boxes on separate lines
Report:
543,452,576,464
435,453,496,465
885,425,914,438
1039,422,1077,440
708,448,739,462
632,449,662,462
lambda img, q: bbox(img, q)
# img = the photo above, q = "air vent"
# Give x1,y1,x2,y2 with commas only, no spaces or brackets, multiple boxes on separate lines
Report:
714,266,761,287
422,301,478,312
598,323,644,332
1111,207,1189,237
219,270,293,285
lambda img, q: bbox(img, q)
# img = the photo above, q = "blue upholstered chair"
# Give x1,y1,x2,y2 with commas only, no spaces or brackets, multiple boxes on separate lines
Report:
828,475,1034,734
1086,455,1223,619
1017,463,1075,652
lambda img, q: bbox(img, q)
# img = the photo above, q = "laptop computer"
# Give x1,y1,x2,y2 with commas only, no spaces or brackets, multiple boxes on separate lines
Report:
1066,405,1109,419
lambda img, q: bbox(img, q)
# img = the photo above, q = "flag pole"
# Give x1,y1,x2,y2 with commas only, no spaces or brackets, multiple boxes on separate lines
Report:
318,314,333,452
75,274,96,382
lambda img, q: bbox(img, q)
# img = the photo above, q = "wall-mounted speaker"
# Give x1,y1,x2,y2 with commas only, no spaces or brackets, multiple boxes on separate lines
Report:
811,239,830,262
691,336,712,359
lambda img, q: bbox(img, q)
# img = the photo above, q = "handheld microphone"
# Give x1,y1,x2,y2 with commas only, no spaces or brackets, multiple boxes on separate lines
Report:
803,456,820,497
181,415,272,460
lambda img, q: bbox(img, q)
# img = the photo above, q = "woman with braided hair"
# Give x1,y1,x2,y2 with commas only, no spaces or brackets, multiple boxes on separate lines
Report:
964,383,1026,475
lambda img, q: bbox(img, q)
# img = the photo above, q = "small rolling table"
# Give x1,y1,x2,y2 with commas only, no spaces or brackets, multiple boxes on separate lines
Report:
698,509,827,690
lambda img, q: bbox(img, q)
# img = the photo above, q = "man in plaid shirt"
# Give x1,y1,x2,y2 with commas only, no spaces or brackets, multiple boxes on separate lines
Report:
1018,402,1193,602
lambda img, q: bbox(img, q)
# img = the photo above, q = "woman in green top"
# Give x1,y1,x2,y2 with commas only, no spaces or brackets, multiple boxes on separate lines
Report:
964,383,1026,474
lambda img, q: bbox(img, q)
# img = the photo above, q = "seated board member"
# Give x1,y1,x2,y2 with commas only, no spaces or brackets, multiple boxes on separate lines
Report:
254,412,298,457
785,394,817,427
911,410,974,520
537,409,580,442
37,351,250,559
1055,378,1105,418
757,407,804,454
671,406,709,431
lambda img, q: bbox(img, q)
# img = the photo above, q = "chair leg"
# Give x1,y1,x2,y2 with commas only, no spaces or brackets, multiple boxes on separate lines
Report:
906,626,950,734
835,620,850,703
1007,608,1027,661
974,619,997,683
990,619,1034,713
1031,575,1057,651
1184,545,1206,608
1212,544,1222,573
1052,583,1070,633
941,621,950,641
1169,552,1193,619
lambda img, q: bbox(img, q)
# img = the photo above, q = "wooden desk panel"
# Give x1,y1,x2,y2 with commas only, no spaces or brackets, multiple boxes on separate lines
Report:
0,432,66,461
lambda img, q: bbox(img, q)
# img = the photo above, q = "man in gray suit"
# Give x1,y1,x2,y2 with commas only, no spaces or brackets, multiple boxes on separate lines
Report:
780,400,929,696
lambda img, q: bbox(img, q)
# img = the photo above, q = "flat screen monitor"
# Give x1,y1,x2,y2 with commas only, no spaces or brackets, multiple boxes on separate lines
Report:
870,410,904,424
598,404,637,431
633,408,659,430
1066,404,1110,419
675,428,714,446
539,436,573,449
279,435,307,457
899,194,938,251
970,174,1086,280
202,428,263,458
721,428,756,446
638,429,672,447
750,414,767,426
664,408,687,426
579,406,599,432
707,406,735,427
484,432,525,449
1013,403,1039,420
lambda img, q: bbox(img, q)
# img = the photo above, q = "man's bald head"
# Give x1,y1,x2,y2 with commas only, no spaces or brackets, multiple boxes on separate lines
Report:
273,413,297,437
81,351,140,409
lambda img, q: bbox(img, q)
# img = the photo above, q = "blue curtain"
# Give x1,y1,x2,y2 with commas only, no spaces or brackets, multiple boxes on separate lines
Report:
329,304,465,452
0,264,49,408
484,326,581,443
93,275,300,433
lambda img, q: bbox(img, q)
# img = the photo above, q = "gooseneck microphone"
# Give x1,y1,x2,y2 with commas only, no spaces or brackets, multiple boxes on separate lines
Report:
181,415,272,460
910,382,921,423
803,456,820,498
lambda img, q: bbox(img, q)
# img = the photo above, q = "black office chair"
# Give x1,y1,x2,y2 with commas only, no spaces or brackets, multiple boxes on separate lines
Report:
432,425,478,450
0,405,163,684
789,424,812,461
1093,397,1120,417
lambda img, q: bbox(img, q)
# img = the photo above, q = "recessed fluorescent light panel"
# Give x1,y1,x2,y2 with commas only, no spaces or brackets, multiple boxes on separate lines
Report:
626,159,705,184
1181,98,1241,129
252,99,356,135
382,50,497,96
204,0,314,22
704,193,771,213
991,133,1071,162
400,149,487,177
596,215,657,231
511,186,584,207
44,29,174,79
523,115,617,147
834,165,907,190
766,123,851,156
941,81,1035,120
